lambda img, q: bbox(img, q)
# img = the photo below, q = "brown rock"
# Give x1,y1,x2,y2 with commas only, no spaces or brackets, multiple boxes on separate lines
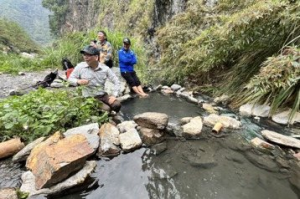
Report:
139,127,164,146
0,137,25,159
26,132,94,189
134,112,169,130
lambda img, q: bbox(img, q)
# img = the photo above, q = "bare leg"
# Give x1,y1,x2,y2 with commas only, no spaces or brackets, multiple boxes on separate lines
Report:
132,86,148,97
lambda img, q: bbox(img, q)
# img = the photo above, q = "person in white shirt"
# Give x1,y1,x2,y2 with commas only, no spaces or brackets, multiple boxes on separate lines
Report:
68,45,121,113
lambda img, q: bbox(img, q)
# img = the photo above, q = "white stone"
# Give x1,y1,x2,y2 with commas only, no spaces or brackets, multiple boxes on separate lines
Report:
119,128,142,151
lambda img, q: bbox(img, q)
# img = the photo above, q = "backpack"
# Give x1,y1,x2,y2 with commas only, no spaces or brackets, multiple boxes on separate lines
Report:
61,58,75,79
61,58,74,70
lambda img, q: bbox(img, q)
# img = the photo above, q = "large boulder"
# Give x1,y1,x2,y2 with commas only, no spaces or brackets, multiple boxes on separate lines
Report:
26,132,94,189
134,112,169,130
64,123,100,151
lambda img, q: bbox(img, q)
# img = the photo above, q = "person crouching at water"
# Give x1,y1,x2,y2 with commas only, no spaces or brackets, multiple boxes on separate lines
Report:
68,45,121,113
118,38,149,98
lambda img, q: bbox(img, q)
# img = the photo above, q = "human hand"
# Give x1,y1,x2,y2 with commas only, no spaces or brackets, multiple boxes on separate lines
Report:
108,96,117,105
77,79,89,85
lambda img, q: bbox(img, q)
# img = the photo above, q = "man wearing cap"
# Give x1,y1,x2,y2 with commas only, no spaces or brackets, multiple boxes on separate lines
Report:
118,38,148,98
68,45,121,113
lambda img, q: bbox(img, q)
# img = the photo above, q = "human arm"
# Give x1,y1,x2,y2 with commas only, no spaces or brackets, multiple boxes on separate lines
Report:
68,64,89,86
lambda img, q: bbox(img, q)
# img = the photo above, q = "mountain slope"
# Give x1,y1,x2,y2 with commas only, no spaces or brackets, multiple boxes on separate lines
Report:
0,0,52,45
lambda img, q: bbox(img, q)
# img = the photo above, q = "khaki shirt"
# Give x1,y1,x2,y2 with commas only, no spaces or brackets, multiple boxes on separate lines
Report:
96,40,113,64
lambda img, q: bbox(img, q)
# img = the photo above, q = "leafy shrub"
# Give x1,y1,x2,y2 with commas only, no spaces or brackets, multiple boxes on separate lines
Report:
0,88,108,143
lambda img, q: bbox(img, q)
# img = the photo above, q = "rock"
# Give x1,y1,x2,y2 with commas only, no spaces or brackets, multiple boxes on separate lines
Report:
261,130,300,149
203,114,241,129
294,152,300,160
0,188,18,199
289,161,300,193
150,142,167,155
119,128,142,152
245,152,279,172
182,116,203,137
0,137,25,159
170,84,181,91
179,117,193,125
20,161,97,198
117,121,137,133
134,112,169,130
272,109,300,125
98,123,120,157
139,127,164,146
188,153,217,169
12,137,46,163
202,103,218,114
64,123,100,151
250,137,275,153
239,103,270,117
20,52,35,59
26,132,94,189
18,71,26,76
214,94,230,105
161,87,174,95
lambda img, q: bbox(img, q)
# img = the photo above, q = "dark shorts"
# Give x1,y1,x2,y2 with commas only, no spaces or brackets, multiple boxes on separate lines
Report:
121,71,141,87
94,92,121,113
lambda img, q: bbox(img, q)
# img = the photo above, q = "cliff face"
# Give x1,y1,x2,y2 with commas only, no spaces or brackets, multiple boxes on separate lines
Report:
60,0,190,35
61,0,99,34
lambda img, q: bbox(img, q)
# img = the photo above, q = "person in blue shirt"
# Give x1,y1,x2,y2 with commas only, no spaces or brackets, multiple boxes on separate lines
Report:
118,38,149,98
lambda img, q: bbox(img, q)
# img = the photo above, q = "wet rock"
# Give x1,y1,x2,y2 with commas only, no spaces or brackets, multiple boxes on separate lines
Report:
12,137,46,163
250,137,275,153
26,132,94,189
139,127,165,146
0,188,18,199
150,142,167,155
289,161,300,193
117,120,137,133
202,103,218,114
166,122,182,137
152,165,177,179
98,123,120,157
182,116,203,137
245,152,279,172
119,128,142,152
0,160,23,189
64,123,100,151
188,153,217,169
203,114,242,129
161,87,174,95
20,161,97,198
134,112,169,130
261,130,300,149
117,94,133,102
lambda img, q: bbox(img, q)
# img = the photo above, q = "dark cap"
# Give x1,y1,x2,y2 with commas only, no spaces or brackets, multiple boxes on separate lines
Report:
80,45,99,55
123,38,131,45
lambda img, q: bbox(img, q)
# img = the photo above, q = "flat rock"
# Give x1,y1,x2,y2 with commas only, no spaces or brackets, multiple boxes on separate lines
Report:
261,130,300,149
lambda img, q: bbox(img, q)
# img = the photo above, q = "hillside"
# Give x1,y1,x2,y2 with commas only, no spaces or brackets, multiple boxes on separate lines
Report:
0,19,39,53
0,0,52,45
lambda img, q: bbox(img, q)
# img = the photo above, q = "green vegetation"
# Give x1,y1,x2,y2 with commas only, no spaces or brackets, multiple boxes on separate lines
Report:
0,19,39,53
0,88,108,143
42,0,69,36
154,0,300,119
0,0,52,45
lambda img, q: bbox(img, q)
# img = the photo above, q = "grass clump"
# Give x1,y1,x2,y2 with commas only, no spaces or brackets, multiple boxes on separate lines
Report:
0,88,108,143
